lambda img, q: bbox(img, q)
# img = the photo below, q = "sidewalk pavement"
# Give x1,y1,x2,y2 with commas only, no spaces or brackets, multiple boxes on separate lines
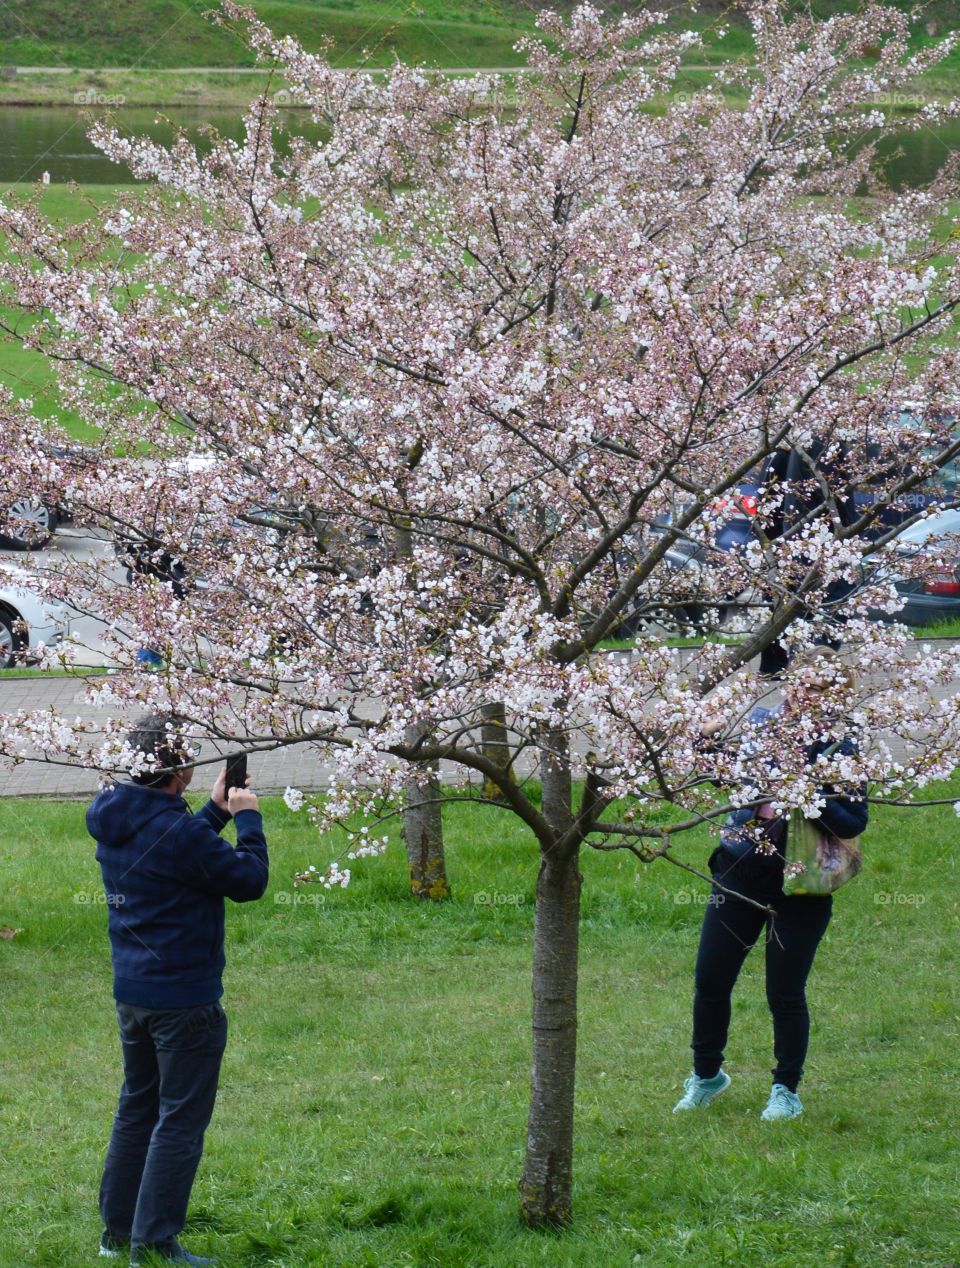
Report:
0,672,485,798
0,674,343,798
0,647,952,798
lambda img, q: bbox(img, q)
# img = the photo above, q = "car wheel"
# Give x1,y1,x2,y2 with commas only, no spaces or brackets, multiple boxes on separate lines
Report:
0,498,55,550
677,602,708,631
0,607,25,668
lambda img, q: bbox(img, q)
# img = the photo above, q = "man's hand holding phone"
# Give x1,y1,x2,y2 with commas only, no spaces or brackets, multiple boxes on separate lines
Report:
213,756,259,816
227,784,259,815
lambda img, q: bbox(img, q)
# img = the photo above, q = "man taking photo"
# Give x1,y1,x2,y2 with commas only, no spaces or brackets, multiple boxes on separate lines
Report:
87,713,268,1266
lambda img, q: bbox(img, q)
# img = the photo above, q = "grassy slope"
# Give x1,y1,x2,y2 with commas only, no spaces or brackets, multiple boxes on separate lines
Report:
0,0,535,69
5,185,960,446
0,791,957,1265
0,186,135,442
0,0,956,73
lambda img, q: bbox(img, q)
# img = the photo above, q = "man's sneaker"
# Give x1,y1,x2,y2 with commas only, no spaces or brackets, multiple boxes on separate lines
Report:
672,1069,731,1112
761,1083,803,1121
100,1232,128,1258
129,1243,216,1266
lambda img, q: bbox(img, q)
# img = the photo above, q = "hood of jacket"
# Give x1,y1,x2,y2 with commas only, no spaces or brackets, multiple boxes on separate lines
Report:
86,781,185,847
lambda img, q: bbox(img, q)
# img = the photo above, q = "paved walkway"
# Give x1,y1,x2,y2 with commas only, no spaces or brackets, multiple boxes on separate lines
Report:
0,644,953,798
0,652,649,797
0,674,343,798
0,672,505,797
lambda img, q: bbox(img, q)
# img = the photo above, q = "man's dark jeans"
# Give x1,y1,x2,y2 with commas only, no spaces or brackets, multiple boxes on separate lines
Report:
100,1001,228,1255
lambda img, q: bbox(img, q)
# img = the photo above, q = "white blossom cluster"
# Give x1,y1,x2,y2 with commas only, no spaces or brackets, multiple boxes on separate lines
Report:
0,1,959,873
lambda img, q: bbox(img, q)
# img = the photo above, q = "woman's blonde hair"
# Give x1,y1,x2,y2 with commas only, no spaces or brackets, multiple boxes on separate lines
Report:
789,646,857,693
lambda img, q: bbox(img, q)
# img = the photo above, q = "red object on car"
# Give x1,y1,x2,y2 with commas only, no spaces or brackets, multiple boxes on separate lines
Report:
924,570,960,596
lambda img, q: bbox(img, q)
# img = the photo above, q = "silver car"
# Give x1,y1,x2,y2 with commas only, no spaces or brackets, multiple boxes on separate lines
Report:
0,568,71,667
0,495,59,551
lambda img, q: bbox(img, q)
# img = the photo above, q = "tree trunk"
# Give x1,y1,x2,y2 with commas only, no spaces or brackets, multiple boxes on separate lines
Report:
480,699,510,801
402,721,450,901
395,511,449,901
520,727,580,1228
519,846,581,1228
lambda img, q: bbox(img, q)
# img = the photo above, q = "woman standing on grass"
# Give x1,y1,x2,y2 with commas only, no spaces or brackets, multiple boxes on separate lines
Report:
673,649,868,1121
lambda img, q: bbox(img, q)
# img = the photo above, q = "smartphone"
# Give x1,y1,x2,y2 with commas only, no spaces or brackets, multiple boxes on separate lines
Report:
224,753,248,798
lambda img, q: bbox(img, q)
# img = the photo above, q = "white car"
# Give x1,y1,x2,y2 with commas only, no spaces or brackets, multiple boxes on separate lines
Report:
0,568,71,668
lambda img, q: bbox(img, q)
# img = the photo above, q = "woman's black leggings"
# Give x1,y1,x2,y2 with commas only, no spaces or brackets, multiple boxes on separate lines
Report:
691,854,833,1092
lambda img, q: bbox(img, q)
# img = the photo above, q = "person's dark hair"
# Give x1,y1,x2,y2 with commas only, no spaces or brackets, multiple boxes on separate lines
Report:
127,712,193,787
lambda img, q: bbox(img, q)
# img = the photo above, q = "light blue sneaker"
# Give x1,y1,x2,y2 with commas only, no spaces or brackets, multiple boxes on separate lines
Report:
761,1083,803,1120
673,1069,731,1112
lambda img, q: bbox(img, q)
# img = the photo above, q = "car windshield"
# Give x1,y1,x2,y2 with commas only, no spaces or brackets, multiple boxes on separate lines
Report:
895,410,960,498
896,508,960,545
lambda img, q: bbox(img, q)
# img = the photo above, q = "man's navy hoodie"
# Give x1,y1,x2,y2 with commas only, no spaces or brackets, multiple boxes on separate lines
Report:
87,782,269,1009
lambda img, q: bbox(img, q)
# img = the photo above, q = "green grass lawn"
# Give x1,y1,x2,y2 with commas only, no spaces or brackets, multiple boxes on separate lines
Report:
0,324,98,442
4,182,960,446
0,0,534,70
599,620,960,651
0,0,956,114
0,0,957,74
0,668,109,677
0,184,139,442
0,790,958,1265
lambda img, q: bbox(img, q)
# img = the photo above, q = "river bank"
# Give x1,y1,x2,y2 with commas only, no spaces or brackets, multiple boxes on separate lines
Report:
0,62,957,111
0,67,300,110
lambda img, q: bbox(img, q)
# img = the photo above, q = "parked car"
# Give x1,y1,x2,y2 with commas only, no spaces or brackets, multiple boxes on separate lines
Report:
0,569,71,667
0,441,90,550
0,494,60,551
870,506,960,627
632,412,960,633
714,410,960,557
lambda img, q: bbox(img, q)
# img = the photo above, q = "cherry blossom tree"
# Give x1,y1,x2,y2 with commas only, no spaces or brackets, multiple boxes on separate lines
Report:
3,0,960,1227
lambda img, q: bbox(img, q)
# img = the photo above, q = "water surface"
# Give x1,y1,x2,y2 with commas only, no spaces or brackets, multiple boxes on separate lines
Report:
0,104,957,188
